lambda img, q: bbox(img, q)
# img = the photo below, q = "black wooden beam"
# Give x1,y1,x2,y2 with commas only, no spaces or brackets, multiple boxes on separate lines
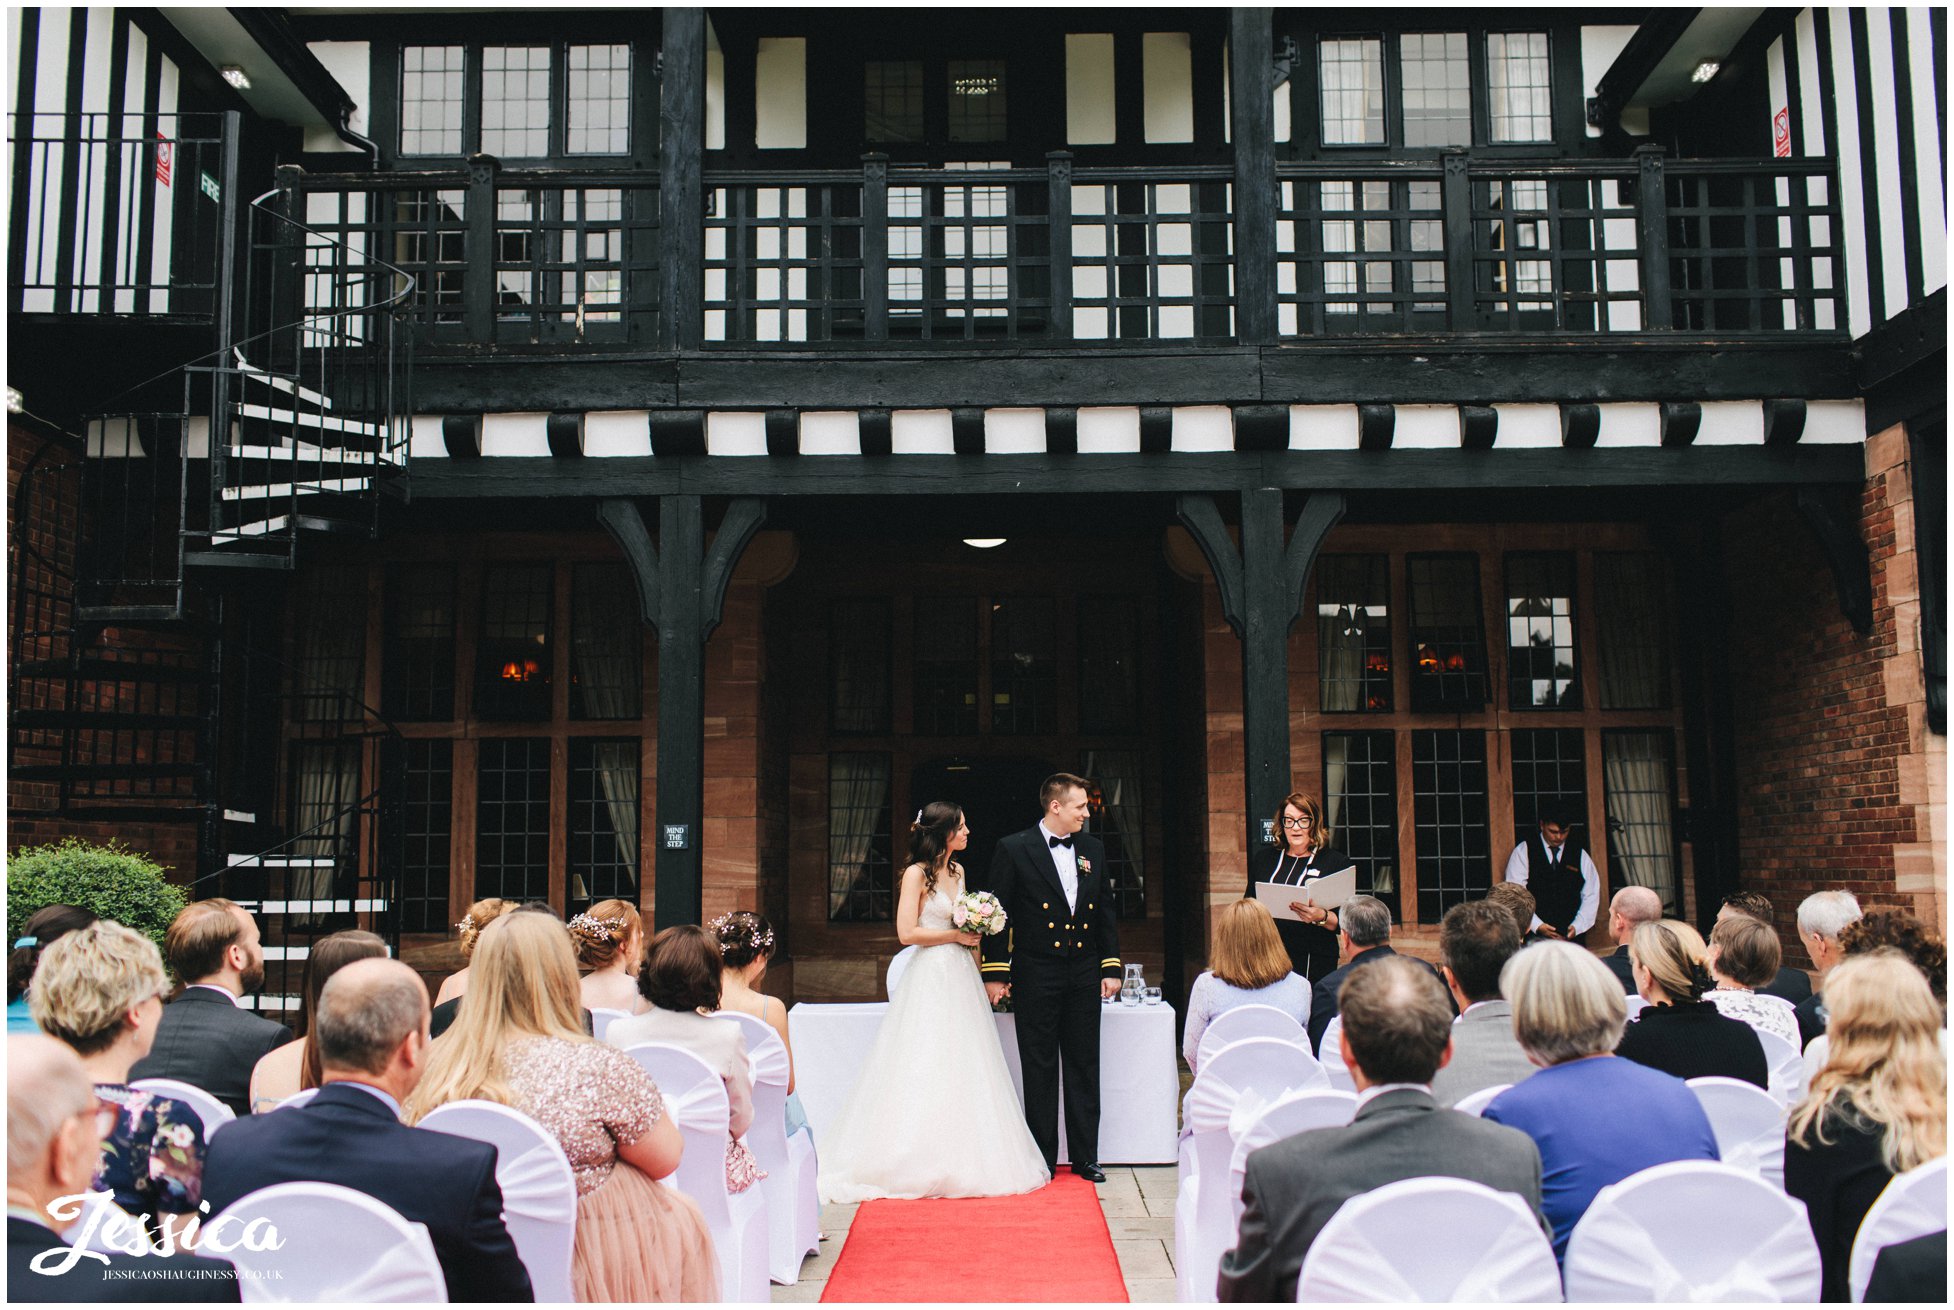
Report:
700,498,767,641
1139,406,1173,453
951,407,986,455
1357,405,1395,450
1796,486,1875,635
1229,9,1278,345
1460,405,1499,450
1233,403,1288,453
658,10,705,351
764,408,798,457
1660,401,1702,447
594,497,660,628
858,408,893,457
649,409,706,457
545,411,585,458
1560,403,1600,448
653,494,706,927
442,414,481,459
1044,406,1078,456
1762,399,1807,446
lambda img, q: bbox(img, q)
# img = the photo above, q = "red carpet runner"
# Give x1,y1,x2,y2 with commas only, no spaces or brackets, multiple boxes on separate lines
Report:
820,1173,1129,1302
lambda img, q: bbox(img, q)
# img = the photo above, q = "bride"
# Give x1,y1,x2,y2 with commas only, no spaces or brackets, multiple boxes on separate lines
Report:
817,802,1051,1202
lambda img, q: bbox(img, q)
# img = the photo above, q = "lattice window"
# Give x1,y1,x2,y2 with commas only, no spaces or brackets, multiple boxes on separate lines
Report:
482,45,551,157
991,597,1057,735
1506,552,1579,709
401,46,465,155
385,738,452,933
1082,751,1146,918
475,564,553,721
567,44,630,155
947,59,1007,142
913,597,978,735
1604,731,1679,912
570,562,641,720
1407,554,1486,712
1319,37,1385,145
389,190,468,324
828,753,894,921
1401,32,1471,147
1078,596,1141,733
293,567,367,723
831,599,892,734
1486,32,1552,143
1324,731,1400,916
569,737,639,912
475,738,550,902
1595,553,1672,709
1510,728,1586,845
1411,729,1491,922
384,565,456,722
866,61,925,142
1317,554,1393,712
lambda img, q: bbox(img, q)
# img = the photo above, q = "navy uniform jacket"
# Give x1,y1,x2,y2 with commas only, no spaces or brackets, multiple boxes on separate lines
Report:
981,826,1121,987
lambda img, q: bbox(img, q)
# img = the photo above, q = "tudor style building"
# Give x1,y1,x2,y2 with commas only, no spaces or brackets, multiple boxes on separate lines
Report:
8,7,1943,1010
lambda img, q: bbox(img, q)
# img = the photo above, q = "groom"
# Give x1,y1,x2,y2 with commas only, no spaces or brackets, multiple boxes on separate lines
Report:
983,772,1121,1183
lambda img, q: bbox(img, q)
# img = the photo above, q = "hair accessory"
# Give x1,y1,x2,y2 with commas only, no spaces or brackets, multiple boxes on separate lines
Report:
13,936,36,950
914,809,924,824
454,915,476,936
708,911,776,955
568,913,624,943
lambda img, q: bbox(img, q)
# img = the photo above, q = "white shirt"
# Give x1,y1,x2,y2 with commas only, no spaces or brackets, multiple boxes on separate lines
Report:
1039,820,1079,913
329,1079,404,1119
1354,1081,1432,1110
1501,841,1600,936
186,982,246,1007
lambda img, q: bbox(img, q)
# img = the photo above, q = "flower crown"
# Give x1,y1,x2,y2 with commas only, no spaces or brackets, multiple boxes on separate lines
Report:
568,913,627,943
454,914,477,936
709,911,775,954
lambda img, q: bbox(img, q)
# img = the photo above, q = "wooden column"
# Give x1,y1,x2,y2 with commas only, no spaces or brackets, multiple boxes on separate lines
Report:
659,8,705,351
598,495,766,927
1229,8,1279,345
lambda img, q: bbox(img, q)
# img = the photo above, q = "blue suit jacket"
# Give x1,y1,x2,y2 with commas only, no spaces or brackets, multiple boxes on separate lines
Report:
198,1083,533,1302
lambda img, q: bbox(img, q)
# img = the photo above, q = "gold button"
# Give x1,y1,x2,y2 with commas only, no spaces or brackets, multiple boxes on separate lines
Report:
1090,902,1095,909
1053,940,1061,948
1042,903,1049,910
1048,922,1054,929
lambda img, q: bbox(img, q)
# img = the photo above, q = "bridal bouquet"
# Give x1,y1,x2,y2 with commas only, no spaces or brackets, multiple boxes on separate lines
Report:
952,889,1008,937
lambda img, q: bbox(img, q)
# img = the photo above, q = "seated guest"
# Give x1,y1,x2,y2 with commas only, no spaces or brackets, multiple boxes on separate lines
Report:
432,897,512,1009
1484,882,1537,943
1600,886,1663,993
30,923,209,1228
1484,942,1718,1261
412,913,715,1301
1718,891,1814,1004
1704,913,1802,1048
609,924,763,1195
1863,1231,1947,1304
572,899,648,1017
1182,899,1311,1075
713,910,808,1136
1792,890,1862,1049
1216,958,1545,1302
128,900,293,1118
430,902,565,1039
200,959,535,1302
1616,920,1768,1088
248,930,387,1112
1306,896,1445,1056
7,1035,239,1302
8,906,98,1034
1786,951,1947,1303
1430,900,1537,1107
1802,911,1948,1082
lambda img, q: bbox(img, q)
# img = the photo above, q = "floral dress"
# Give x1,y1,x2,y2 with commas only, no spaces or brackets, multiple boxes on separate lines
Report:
95,1083,208,1221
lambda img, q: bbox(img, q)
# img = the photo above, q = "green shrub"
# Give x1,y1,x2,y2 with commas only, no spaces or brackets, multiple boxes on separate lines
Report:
7,838,186,958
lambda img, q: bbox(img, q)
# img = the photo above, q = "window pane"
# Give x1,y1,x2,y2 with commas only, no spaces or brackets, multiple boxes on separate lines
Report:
914,597,978,735
1407,554,1486,712
991,597,1057,735
866,60,925,143
571,563,641,720
828,752,893,921
475,564,553,721
1317,555,1393,712
567,43,630,154
1487,32,1552,143
287,739,361,930
569,737,639,912
384,565,455,721
1412,729,1491,923
1319,37,1384,145
1401,32,1470,147
831,599,892,734
947,59,1007,142
402,46,465,155
475,738,551,903
294,566,366,722
1324,731,1399,918
1595,553,1672,709
1078,597,1141,733
1082,751,1145,918
482,45,551,157
1505,552,1580,709
1510,727,1586,851
1604,730,1678,912
383,738,452,933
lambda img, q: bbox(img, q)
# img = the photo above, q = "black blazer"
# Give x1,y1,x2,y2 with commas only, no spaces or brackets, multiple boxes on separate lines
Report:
981,825,1120,987
1306,945,1448,1056
1614,999,1770,1089
1864,1230,1946,1303
1247,844,1350,974
7,1215,239,1303
1602,944,1638,993
128,988,293,1119
1761,966,1814,1005
199,1083,534,1302
1784,1107,1894,1303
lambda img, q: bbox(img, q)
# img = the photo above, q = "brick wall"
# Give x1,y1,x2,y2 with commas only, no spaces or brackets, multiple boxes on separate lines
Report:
1724,424,1945,960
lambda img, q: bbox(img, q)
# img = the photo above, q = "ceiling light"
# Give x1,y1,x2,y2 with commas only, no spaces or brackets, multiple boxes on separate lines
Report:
6,387,22,414
221,66,252,91
1691,61,1720,84
962,538,1006,549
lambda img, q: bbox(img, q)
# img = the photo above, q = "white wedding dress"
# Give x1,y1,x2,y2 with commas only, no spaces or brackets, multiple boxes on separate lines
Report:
816,880,1051,1202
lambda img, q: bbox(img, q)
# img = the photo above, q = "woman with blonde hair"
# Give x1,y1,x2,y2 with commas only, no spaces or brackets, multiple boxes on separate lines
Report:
1246,792,1355,982
408,911,718,1301
1615,919,1767,1088
1181,899,1310,1074
572,898,647,1016
1785,950,1948,1301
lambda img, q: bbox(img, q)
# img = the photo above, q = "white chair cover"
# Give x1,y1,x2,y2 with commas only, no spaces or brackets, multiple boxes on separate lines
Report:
1226,1088,1357,1222
1624,994,1650,1021
265,1087,319,1112
1756,1028,1806,1108
420,1099,578,1302
129,1077,236,1138
1847,1156,1948,1302
1314,1015,1357,1091
715,1011,820,1284
1196,1004,1309,1070
1296,1176,1562,1303
587,1006,633,1044
1686,1077,1787,1188
1563,1160,1821,1302
623,1041,770,1302
885,945,919,996
1450,1083,1512,1119
214,1180,447,1303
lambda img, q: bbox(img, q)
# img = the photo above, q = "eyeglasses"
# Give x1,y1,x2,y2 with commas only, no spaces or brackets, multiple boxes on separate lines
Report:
1281,817,1313,829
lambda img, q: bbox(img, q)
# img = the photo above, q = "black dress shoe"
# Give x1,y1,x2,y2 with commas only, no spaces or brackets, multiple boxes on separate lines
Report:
1072,1163,1107,1183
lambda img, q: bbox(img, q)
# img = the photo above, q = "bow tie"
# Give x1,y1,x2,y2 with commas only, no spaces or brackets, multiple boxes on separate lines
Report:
1048,835,1074,849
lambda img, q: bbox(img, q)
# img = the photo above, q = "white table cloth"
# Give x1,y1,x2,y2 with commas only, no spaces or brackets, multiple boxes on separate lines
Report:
789,1000,1179,1164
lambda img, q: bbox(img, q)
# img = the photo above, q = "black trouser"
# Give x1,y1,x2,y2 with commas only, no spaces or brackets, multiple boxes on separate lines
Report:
1012,952,1103,1170
1276,919,1340,984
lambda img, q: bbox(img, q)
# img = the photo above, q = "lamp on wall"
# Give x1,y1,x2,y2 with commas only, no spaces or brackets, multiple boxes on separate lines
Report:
220,65,252,90
1691,60,1720,84
962,538,1006,549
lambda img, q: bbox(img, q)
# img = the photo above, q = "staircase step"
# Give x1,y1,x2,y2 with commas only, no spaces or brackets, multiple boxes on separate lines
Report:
183,550,292,571
235,403,380,437
220,477,372,502
207,516,290,541
230,441,400,467
11,710,202,732
238,993,302,1013
227,854,336,868
9,763,201,782
14,659,210,685
232,349,336,410
33,803,210,823
233,898,389,914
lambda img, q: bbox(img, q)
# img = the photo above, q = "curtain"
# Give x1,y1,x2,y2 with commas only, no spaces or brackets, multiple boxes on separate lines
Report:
830,600,890,733
1082,750,1144,895
1318,608,1368,711
827,754,889,918
1323,734,1394,897
587,740,639,905
1603,732,1678,911
295,568,365,722
1595,553,1670,709
292,741,361,911
572,564,642,719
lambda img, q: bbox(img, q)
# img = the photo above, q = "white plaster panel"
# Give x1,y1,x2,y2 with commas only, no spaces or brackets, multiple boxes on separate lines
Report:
480,412,550,457
1491,404,1562,448
985,408,1047,454
1803,399,1868,444
1594,403,1662,447
1288,405,1360,451
706,411,769,456
799,411,861,455
1693,401,1766,446
891,409,955,454
1171,405,1233,452
410,414,448,459
1393,404,1458,449
755,37,807,149
304,42,370,151
1066,34,1117,146
584,411,651,457
1076,406,1140,453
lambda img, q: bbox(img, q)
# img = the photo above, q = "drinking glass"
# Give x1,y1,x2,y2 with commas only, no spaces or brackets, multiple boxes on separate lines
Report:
1143,986,1163,1006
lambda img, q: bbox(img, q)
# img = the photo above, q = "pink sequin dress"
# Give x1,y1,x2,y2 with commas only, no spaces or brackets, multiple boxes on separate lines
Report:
502,1036,720,1302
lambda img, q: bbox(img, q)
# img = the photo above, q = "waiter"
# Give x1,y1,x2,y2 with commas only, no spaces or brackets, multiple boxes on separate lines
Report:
1501,805,1599,940
1245,793,1355,982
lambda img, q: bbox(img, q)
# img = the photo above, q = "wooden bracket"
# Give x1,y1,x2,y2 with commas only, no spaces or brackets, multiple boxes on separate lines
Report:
700,497,767,640
1795,487,1874,635
596,498,660,627
442,414,481,459
1175,489,1347,636
545,411,585,458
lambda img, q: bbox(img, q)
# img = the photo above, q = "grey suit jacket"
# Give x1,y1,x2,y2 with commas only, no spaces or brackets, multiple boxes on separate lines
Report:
128,987,293,1118
1216,1088,1546,1303
1429,1000,1540,1107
